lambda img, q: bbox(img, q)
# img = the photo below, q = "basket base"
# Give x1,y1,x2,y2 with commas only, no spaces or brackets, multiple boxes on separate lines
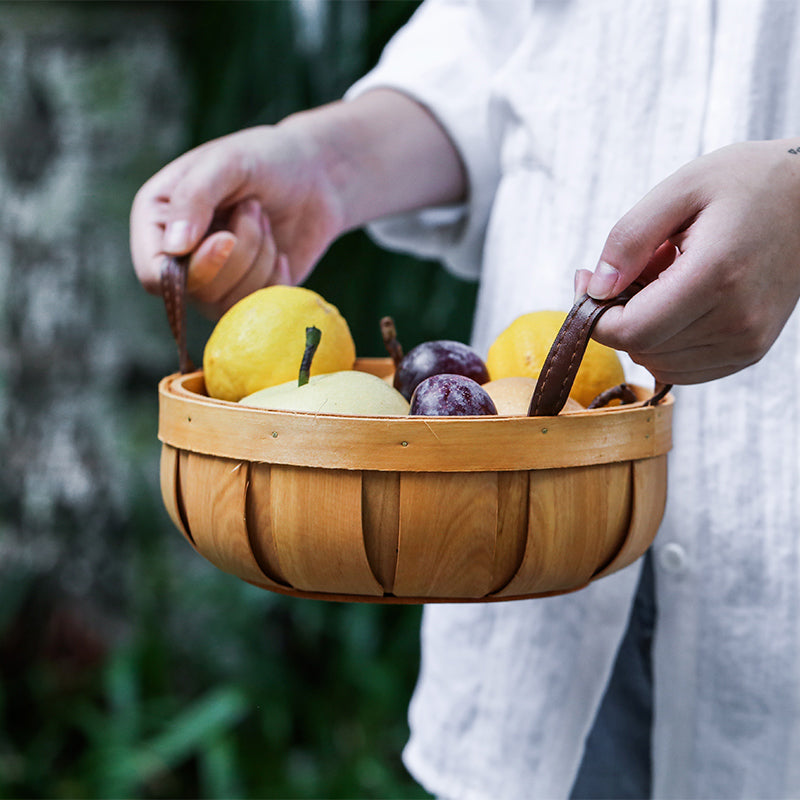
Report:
241,576,593,604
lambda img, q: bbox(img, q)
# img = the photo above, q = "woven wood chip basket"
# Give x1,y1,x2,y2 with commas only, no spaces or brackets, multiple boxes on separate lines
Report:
157,259,673,603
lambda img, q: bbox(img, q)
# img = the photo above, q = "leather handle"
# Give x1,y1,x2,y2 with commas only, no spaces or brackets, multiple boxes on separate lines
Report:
529,282,671,416
161,255,194,374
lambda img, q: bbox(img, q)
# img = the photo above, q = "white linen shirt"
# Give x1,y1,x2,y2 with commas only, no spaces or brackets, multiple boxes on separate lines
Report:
348,1,800,798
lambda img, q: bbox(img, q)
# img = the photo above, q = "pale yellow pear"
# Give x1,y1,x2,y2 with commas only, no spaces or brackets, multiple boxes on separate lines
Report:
483,376,584,416
239,370,410,416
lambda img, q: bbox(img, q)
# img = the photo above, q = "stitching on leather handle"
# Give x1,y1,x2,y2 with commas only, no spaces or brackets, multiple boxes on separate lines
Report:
534,300,584,396
529,295,600,416
161,255,194,374
161,257,177,341
552,299,597,412
532,305,576,409
532,296,592,414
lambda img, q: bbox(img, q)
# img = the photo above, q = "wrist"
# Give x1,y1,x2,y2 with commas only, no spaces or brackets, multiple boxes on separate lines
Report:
278,90,467,233
768,137,800,211
275,105,352,237
779,136,800,185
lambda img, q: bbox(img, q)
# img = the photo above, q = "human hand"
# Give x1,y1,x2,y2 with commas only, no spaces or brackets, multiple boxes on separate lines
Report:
131,91,466,319
577,139,800,384
130,123,344,317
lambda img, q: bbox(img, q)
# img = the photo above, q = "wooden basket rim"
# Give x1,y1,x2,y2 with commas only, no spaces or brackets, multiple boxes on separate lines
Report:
158,361,673,472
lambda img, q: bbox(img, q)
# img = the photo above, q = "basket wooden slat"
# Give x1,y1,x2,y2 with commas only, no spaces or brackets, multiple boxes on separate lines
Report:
491,471,530,593
493,461,630,597
179,451,282,589
246,462,290,586
160,444,192,546
361,471,401,593
393,472,498,599
267,465,384,597
593,454,668,580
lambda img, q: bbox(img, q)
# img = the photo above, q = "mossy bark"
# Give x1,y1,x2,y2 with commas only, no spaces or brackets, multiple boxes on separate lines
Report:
0,2,187,604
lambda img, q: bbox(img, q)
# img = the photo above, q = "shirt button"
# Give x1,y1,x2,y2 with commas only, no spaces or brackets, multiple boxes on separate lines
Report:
658,542,688,573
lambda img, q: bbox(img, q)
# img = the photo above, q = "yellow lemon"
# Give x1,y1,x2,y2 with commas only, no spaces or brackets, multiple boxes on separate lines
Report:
203,285,356,402
486,310,624,408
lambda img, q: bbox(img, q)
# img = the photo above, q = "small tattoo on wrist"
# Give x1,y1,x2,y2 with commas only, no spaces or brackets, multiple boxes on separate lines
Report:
789,147,799,155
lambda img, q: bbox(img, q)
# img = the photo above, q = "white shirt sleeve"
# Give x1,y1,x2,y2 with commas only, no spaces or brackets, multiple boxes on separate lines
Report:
344,0,507,281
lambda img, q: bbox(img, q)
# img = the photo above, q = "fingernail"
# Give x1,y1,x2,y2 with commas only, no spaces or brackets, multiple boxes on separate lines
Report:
164,220,191,252
573,268,592,302
587,262,619,300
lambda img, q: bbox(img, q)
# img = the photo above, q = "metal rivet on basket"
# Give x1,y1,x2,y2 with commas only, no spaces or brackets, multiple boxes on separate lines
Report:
401,441,408,447
541,427,548,434
271,431,278,438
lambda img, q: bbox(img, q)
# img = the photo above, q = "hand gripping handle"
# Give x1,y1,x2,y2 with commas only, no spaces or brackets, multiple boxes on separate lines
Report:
529,283,671,416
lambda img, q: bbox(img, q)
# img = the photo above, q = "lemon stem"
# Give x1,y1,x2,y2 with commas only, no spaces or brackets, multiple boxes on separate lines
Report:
298,326,322,386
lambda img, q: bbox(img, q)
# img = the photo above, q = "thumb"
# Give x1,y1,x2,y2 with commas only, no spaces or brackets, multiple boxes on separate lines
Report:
587,172,704,300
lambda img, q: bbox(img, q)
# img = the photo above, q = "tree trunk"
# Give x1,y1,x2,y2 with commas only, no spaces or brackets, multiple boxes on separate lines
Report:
0,2,187,608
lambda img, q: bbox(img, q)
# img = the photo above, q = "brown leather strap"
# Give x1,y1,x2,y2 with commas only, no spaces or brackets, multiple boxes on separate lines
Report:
529,282,671,416
161,255,194,374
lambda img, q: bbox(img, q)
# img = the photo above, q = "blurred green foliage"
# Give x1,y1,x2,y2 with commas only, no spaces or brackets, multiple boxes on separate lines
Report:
0,1,484,797
177,0,479,358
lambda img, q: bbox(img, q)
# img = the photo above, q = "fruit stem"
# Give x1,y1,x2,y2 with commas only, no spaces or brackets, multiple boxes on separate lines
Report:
587,383,637,409
298,326,322,386
380,316,404,367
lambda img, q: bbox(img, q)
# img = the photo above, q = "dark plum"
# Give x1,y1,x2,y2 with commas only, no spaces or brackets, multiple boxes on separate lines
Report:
393,339,490,401
409,374,498,416
380,316,490,401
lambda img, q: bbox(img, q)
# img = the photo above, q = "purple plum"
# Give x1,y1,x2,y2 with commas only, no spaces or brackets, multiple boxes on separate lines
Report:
410,374,498,416
394,340,489,401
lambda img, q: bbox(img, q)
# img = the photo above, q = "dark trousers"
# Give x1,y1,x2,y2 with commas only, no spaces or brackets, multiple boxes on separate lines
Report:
570,551,656,800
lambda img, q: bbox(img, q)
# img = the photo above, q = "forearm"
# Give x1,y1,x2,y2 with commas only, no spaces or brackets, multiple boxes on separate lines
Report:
278,88,467,234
